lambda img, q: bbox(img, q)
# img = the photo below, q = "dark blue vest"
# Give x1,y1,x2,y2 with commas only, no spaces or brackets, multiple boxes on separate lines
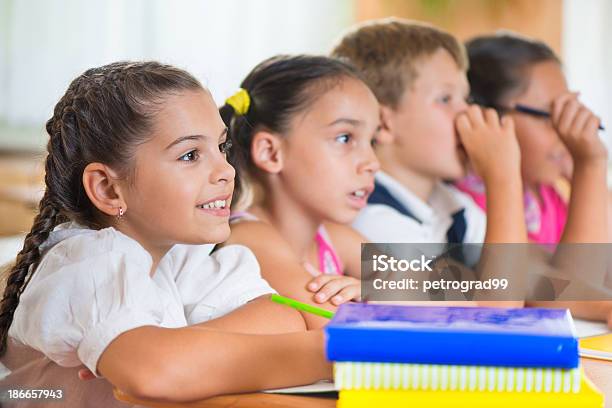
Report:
367,180,467,244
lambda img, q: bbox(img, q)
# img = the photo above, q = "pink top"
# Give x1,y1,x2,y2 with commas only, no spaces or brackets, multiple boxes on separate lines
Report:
230,211,344,275
455,173,568,244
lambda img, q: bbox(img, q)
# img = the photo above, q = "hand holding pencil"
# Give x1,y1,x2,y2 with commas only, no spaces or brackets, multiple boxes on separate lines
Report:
551,92,608,165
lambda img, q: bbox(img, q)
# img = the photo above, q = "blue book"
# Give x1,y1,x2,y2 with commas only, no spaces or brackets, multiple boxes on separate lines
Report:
325,303,579,368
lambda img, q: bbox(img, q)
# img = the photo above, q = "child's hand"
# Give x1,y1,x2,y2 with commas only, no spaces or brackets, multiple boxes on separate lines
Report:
77,367,96,381
456,105,520,182
552,92,607,165
307,275,361,305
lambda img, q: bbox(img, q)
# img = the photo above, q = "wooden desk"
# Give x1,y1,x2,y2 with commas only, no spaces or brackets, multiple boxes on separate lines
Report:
116,357,611,408
583,357,612,405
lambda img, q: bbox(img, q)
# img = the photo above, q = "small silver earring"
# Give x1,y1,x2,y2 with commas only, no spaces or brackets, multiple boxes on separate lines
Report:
117,207,124,219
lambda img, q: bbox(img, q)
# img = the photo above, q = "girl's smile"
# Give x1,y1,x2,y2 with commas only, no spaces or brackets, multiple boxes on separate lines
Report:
114,88,236,257
196,193,232,217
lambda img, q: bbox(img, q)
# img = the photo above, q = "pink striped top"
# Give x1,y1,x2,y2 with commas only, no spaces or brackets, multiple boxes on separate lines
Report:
455,173,568,244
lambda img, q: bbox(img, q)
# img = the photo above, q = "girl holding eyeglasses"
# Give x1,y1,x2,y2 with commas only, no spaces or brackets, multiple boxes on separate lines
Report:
456,32,608,245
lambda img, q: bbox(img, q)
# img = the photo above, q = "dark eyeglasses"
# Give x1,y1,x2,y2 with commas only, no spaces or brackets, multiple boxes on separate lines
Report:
504,103,605,131
467,97,605,131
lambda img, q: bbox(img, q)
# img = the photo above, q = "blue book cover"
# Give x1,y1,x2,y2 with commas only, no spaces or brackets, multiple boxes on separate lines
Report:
325,303,579,368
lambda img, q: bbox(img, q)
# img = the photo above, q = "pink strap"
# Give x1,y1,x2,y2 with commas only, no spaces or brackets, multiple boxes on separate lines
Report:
229,211,259,223
315,226,343,275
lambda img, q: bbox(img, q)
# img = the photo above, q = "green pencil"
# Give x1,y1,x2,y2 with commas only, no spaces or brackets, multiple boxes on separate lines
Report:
270,294,335,319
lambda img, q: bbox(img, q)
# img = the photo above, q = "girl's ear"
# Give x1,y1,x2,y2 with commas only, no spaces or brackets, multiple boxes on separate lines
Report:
251,131,284,174
378,105,396,144
82,163,126,217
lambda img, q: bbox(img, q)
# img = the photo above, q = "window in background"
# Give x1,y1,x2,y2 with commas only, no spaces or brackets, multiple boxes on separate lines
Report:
563,0,612,154
0,0,353,151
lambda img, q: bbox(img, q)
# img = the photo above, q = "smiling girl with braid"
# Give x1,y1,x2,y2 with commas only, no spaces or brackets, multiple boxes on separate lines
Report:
0,61,330,407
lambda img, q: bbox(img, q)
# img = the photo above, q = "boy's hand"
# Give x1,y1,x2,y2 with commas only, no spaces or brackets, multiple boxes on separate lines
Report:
552,92,607,165
456,105,520,182
307,275,361,305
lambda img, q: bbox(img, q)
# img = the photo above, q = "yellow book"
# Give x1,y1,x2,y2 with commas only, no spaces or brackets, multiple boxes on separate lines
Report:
580,333,612,362
337,377,603,408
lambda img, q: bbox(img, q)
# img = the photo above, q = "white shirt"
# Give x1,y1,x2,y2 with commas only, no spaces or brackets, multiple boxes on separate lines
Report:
8,222,274,377
353,171,487,244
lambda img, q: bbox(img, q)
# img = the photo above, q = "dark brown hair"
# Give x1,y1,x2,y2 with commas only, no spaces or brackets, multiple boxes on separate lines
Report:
466,32,560,112
0,61,202,356
219,54,363,204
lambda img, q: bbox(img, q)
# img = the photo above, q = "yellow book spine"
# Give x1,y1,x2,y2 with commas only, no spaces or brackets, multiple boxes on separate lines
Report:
337,377,603,408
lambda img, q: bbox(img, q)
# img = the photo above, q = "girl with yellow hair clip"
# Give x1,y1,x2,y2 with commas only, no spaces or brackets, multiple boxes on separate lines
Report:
220,55,382,329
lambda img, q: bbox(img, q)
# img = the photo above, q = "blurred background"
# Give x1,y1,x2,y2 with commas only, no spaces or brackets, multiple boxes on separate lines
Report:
0,0,611,261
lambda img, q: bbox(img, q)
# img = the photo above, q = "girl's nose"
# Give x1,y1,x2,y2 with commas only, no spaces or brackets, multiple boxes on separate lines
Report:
360,145,380,175
212,155,236,184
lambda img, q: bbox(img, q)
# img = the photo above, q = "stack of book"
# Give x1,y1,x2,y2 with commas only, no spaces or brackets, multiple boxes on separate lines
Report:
325,303,603,407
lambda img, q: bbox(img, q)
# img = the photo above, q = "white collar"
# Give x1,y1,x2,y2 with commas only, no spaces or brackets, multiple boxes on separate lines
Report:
40,221,151,265
375,171,464,223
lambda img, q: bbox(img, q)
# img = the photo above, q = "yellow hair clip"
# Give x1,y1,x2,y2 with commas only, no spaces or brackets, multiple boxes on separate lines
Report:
225,88,250,116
